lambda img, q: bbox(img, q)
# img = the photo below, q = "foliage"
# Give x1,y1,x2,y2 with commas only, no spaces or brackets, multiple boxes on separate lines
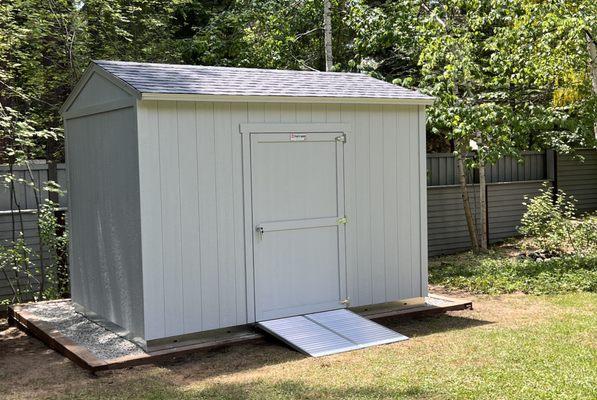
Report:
1,0,596,157
519,184,597,256
0,236,35,304
430,253,597,295
38,200,69,299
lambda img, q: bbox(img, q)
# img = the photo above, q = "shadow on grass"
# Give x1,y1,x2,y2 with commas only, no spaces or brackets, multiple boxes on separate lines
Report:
154,311,490,379
379,313,492,338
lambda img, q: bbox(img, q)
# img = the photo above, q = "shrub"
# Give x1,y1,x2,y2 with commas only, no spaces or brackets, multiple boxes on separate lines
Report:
519,183,597,256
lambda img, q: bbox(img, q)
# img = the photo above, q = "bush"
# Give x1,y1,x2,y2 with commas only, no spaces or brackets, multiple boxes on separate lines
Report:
519,183,597,256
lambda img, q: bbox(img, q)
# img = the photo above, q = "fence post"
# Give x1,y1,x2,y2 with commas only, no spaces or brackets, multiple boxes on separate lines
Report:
545,149,557,203
485,183,490,247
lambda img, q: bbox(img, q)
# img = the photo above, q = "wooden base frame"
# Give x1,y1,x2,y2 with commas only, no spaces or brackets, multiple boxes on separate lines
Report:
7,294,472,372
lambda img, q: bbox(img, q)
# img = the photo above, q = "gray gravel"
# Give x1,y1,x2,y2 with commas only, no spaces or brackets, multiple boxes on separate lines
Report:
23,300,145,360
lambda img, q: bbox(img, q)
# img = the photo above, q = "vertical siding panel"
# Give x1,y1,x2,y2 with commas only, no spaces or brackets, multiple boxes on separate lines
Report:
264,103,282,122
397,107,413,299
248,103,265,122
138,101,165,340
355,105,372,305
295,103,312,122
230,103,248,324
196,103,220,330
214,103,236,327
383,105,399,300
418,106,428,296
326,104,342,122
369,105,385,303
341,104,358,305
311,103,326,122
158,101,184,337
280,103,296,121
408,106,421,297
177,102,202,333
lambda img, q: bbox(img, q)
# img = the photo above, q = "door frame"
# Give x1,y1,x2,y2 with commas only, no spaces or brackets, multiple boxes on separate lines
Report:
240,122,352,323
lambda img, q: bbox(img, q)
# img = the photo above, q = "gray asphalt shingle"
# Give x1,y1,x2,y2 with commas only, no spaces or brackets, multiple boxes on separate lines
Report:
94,60,432,101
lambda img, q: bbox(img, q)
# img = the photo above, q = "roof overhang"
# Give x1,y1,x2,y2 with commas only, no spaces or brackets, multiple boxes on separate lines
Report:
139,92,435,106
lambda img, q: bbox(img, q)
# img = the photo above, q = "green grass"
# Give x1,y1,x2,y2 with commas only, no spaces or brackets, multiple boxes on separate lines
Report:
429,244,597,295
2,293,595,400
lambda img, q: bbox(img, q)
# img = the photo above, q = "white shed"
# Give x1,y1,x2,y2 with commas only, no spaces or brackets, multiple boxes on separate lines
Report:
60,60,433,351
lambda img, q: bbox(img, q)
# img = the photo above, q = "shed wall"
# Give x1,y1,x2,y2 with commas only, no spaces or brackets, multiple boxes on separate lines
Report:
137,101,426,340
65,106,144,341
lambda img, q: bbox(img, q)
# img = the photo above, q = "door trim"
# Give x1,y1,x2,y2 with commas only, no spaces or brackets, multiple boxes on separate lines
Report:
241,122,351,323
240,122,352,135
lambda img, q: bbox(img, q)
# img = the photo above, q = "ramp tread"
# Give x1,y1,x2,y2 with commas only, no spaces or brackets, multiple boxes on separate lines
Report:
257,309,408,357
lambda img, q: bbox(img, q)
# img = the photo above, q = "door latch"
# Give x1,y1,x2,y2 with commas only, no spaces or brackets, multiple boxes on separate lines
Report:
340,297,351,307
256,226,264,240
337,216,348,225
335,134,346,143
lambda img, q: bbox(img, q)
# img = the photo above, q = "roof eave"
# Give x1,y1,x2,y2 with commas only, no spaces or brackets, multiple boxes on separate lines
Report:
139,92,435,106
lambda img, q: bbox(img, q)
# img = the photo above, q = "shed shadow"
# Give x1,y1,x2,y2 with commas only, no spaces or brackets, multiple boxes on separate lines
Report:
153,312,490,379
375,312,492,338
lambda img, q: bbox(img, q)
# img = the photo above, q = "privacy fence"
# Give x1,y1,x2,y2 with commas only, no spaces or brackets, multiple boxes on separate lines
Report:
427,149,597,256
0,150,596,305
0,162,67,305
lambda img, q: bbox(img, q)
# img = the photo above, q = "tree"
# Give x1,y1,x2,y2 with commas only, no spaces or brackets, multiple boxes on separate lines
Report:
323,0,333,70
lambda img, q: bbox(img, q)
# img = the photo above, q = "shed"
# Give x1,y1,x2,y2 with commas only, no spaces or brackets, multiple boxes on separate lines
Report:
60,60,434,350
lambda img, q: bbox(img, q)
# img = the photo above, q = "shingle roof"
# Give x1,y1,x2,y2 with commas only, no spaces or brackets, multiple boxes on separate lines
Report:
94,60,433,103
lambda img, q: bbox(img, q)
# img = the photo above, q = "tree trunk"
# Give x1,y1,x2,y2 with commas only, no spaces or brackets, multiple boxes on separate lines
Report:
457,152,479,252
478,156,488,251
323,0,333,71
586,31,597,137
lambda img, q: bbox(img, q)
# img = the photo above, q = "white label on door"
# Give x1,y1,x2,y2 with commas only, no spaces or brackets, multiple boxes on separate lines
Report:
290,133,307,142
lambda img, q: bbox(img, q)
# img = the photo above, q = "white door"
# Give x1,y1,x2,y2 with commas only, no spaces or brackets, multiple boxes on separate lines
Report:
251,131,347,321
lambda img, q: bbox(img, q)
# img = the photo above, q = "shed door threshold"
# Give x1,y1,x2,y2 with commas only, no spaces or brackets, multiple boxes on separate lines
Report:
256,309,408,357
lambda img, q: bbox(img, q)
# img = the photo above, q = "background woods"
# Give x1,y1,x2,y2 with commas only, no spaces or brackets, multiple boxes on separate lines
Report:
1,0,595,157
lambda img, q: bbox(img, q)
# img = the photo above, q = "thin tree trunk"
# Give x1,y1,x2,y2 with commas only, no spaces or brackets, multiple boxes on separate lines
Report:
586,30,597,137
478,156,488,251
457,152,479,252
323,0,333,71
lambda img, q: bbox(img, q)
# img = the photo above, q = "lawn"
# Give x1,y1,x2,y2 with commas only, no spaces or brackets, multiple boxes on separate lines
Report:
1,241,595,400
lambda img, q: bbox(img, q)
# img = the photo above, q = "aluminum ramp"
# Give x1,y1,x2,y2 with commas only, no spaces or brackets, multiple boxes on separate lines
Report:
257,309,408,357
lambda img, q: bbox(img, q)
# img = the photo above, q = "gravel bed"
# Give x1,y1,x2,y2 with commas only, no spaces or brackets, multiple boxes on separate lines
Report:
23,300,145,360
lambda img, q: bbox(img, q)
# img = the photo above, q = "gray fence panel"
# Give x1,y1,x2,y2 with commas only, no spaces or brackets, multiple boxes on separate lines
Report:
487,181,549,243
0,211,50,304
427,185,481,256
557,150,597,214
0,162,67,210
427,152,546,186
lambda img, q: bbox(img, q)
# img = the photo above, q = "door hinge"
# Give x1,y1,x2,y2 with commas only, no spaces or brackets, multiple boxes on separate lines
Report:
337,216,348,225
335,134,346,143
340,297,351,307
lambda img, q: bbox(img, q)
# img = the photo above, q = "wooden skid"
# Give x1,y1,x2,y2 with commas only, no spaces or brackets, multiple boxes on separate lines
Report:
7,294,472,372
359,294,473,321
